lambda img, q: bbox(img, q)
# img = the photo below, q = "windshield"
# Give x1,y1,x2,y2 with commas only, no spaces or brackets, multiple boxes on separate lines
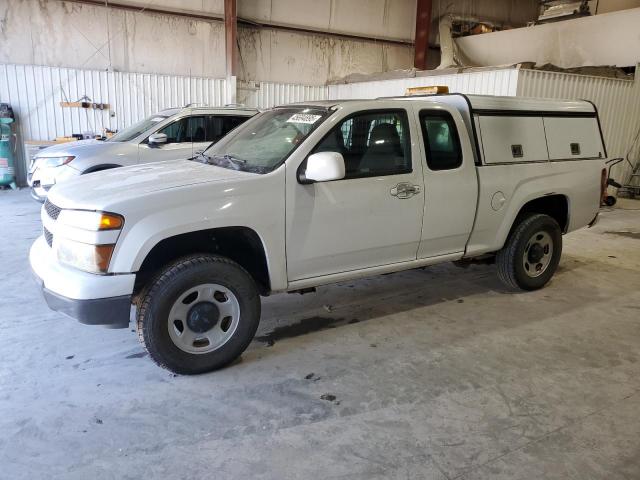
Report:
107,114,169,142
201,107,328,173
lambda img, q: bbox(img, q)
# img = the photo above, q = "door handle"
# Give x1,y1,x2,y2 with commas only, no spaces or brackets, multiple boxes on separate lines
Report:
390,182,421,199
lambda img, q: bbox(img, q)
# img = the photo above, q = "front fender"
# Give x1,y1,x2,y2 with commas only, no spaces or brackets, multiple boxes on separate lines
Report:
108,169,287,291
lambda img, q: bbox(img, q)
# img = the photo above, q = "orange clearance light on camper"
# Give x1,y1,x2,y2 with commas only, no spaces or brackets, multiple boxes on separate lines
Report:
405,85,449,96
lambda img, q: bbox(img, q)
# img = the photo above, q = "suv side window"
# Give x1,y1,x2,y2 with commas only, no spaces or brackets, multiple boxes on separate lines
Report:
206,115,249,143
420,111,462,170
311,109,411,179
187,116,207,142
157,117,191,143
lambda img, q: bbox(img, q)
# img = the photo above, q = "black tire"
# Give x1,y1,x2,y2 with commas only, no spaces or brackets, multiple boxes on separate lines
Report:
136,254,261,374
604,195,616,207
496,213,562,291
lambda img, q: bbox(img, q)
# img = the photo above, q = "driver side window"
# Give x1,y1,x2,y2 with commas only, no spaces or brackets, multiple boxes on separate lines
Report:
311,109,411,179
156,117,190,144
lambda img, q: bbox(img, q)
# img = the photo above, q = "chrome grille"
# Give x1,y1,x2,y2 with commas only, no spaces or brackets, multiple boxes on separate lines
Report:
44,227,53,247
44,199,61,220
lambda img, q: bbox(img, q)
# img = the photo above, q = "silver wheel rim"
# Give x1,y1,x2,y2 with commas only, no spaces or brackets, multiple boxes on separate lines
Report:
523,231,553,278
168,283,240,354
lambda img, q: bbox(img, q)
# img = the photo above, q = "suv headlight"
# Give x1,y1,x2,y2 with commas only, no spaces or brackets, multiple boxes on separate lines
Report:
34,156,75,168
55,210,124,273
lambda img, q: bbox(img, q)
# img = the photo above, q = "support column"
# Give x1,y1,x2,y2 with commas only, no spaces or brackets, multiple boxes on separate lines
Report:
414,0,432,70
224,0,238,104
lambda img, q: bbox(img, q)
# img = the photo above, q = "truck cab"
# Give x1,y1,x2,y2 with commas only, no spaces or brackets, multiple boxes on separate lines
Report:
30,94,607,374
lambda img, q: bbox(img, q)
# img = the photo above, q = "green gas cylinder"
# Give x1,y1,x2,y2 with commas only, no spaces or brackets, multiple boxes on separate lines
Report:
0,116,17,189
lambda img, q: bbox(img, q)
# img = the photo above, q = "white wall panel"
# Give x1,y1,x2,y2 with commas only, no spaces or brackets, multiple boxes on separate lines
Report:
328,68,520,99
239,0,416,42
240,81,329,109
0,63,228,184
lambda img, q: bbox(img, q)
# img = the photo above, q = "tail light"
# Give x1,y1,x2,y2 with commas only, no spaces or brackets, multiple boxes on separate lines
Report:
600,168,607,205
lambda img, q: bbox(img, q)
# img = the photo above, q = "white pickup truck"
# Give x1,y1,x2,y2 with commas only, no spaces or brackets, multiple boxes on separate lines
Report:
30,94,607,374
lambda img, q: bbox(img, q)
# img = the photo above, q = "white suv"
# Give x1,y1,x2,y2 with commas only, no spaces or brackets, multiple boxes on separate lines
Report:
27,105,258,201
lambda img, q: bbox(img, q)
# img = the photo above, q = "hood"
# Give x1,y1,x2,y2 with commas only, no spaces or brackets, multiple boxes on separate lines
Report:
34,139,109,157
48,159,253,210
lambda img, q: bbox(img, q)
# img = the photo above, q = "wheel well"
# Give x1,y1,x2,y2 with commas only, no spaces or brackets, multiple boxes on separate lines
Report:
515,194,569,232
134,227,271,297
82,164,121,174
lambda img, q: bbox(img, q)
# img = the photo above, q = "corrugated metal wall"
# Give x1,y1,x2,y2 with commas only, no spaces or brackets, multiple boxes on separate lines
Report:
4,62,639,188
328,68,520,99
0,63,228,184
240,81,328,109
517,68,640,183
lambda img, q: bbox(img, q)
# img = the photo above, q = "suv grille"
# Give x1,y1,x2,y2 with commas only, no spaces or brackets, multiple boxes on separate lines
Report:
44,227,53,247
44,199,61,220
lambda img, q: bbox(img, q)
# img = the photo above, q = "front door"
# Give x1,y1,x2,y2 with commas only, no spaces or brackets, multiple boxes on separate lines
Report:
138,115,197,163
286,108,425,281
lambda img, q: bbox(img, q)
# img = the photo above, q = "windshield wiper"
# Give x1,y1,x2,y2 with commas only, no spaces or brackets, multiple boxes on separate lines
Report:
221,154,246,165
197,152,269,174
203,153,246,169
190,151,210,163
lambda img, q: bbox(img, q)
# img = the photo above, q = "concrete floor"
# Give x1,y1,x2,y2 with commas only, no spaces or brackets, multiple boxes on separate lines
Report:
1,188,639,480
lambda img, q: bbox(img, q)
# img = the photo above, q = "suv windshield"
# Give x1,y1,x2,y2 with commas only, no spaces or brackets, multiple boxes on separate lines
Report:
201,107,328,173
107,114,169,142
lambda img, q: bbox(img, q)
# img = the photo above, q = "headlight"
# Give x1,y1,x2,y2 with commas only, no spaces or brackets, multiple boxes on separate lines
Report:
57,210,124,231
34,156,75,168
57,238,115,273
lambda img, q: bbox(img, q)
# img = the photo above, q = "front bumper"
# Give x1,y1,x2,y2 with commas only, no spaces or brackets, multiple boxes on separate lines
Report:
29,165,80,202
40,286,132,328
30,184,49,203
30,236,135,328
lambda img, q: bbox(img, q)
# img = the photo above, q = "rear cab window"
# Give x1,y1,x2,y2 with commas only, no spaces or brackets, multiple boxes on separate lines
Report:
419,111,462,171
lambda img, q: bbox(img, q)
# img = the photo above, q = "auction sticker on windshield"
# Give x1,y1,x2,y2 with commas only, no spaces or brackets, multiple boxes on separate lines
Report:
287,113,322,124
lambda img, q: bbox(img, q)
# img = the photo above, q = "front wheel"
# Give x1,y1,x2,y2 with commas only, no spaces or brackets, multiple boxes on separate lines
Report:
496,214,562,291
136,254,261,374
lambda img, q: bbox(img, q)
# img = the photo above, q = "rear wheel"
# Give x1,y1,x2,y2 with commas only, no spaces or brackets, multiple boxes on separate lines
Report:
136,254,261,374
496,214,562,291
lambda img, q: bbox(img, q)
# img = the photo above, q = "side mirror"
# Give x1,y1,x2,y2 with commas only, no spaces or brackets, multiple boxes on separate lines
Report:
304,152,345,183
148,133,167,145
